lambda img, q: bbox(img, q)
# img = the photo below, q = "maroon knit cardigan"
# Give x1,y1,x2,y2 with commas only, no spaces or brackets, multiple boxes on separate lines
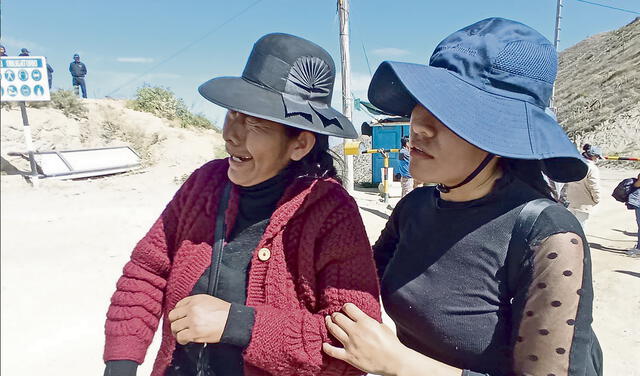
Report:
104,159,381,375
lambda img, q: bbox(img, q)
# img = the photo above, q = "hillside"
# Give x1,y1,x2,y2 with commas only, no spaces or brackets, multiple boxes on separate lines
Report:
555,17,640,157
1,98,225,178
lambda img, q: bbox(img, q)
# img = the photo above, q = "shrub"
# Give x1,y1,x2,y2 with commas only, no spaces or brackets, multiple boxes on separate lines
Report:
50,89,88,118
129,86,182,120
0,101,14,110
129,85,216,130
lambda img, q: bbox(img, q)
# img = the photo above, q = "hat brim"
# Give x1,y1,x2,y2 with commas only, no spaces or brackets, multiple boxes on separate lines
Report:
368,61,587,182
199,77,357,139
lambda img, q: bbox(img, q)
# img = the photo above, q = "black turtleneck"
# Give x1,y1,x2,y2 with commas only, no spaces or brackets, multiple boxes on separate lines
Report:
168,172,289,376
106,173,289,376
231,172,290,238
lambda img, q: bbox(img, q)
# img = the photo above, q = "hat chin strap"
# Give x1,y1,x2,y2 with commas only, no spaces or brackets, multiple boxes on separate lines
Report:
436,153,496,193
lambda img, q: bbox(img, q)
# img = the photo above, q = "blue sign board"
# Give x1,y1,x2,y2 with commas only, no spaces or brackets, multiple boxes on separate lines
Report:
1,56,50,102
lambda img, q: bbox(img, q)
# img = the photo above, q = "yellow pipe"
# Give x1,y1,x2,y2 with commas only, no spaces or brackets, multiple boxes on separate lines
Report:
343,141,363,156
363,148,400,154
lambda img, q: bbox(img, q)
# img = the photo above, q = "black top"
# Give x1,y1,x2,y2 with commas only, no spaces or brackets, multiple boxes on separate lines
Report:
105,173,287,376
374,174,599,375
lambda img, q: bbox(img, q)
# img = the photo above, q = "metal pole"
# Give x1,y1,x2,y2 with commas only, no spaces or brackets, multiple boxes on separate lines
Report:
382,152,389,203
19,101,40,182
553,0,564,50
551,0,564,109
338,0,354,194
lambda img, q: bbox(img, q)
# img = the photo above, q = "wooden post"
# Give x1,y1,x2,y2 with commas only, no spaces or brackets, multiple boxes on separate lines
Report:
338,0,354,194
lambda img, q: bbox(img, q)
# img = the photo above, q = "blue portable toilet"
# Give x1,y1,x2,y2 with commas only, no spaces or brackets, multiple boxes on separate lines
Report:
362,118,410,183
356,99,410,184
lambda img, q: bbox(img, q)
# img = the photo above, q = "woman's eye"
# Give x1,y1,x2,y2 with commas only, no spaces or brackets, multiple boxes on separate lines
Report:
246,118,266,130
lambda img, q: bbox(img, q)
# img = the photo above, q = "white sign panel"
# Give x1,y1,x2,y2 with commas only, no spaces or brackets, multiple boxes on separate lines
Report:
1,56,51,102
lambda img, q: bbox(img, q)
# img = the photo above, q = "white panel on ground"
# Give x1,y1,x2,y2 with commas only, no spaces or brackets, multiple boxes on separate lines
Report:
38,154,71,175
35,146,141,179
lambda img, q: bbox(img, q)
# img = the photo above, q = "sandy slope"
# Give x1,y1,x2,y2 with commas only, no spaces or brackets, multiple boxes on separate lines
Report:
1,99,225,176
0,163,638,375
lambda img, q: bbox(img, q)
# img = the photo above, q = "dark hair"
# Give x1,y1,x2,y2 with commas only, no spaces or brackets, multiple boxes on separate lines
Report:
283,127,341,182
500,158,555,200
401,136,409,147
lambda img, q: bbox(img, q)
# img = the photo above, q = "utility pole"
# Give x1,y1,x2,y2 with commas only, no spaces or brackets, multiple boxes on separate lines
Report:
338,0,354,194
553,0,564,50
551,0,564,110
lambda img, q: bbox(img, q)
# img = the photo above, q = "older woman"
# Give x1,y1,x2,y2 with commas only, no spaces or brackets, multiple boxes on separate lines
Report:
323,18,602,376
103,33,381,376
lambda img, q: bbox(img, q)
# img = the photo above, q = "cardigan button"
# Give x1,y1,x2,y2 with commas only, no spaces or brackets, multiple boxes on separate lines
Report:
258,247,271,261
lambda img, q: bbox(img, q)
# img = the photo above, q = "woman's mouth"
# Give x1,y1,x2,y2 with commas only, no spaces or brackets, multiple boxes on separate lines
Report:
229,153,253,163
410,145,433,159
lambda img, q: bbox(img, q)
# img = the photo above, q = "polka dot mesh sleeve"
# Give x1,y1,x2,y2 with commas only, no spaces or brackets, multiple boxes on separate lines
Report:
513,232,585,376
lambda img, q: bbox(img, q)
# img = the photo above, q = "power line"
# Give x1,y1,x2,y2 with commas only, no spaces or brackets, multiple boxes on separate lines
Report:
574,0,639,15
106,0,264,97
361,41,372,77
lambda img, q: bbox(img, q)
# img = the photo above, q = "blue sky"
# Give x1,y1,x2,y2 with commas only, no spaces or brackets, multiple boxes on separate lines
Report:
2,0,638,130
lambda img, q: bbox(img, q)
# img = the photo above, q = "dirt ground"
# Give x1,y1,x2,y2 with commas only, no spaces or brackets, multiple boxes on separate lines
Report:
1,165,638,375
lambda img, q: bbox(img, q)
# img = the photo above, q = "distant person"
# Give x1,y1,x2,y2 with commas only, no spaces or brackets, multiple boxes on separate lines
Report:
563,144,602,229
18,48,29,56
612,173,640,256
626,174,640,256
46,60,54,89
0,45,7,56
398,136,413,197
69,53,87,98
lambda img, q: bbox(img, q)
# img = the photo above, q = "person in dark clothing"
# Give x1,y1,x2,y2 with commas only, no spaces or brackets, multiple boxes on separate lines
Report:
46,60,54,89
0,45,7,56
69,53,87,98
103,33,381,376
398,136,413,197
622,173,640,256
18,48,29,56
323,18,602,376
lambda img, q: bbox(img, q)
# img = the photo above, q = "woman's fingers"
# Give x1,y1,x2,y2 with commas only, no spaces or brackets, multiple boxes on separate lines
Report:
322,342,349,361
342,303,369,322
174,296,192,308
168,306,187,322
325,315,349,345
170,316,189,336
331,311,355,332
176,328,193,345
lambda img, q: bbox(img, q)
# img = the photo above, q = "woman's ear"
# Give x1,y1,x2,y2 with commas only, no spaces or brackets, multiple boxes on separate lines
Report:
290,131,316,161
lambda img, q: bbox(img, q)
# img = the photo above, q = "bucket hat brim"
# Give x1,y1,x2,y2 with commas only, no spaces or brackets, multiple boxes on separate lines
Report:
368,61,587,183
199,76,357,139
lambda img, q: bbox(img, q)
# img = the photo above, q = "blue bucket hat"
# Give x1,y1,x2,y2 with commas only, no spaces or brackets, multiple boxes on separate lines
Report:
368,17,587,183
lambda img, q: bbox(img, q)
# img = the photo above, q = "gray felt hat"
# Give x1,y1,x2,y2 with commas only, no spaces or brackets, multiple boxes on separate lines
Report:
199,33,357,138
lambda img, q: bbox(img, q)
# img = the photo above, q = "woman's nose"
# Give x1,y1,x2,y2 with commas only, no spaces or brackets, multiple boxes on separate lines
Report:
223,111,245,145
410,118,436,139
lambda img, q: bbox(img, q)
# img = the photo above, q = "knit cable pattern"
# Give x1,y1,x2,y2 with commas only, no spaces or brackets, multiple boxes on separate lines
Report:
104,159,381,375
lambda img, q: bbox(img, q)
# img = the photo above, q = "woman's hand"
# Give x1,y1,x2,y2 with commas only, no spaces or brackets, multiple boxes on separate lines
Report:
168,294,231,345
322,303,409,376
